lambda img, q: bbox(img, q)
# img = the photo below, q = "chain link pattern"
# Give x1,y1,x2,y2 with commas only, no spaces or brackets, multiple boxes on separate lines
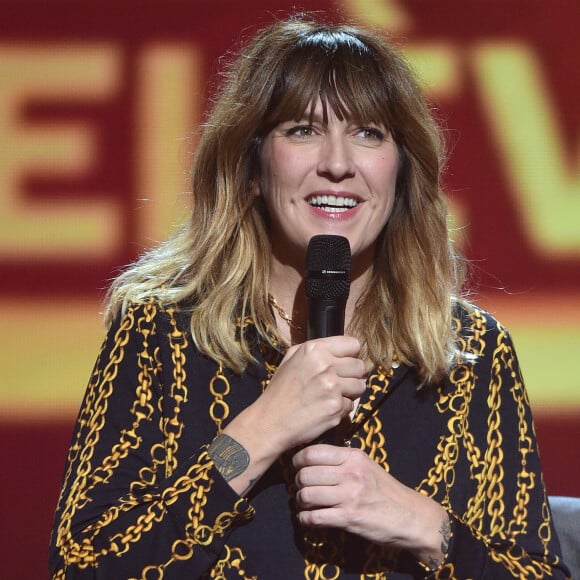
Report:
52,303,565,578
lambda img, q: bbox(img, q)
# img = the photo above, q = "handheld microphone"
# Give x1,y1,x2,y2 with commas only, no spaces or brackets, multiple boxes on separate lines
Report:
305,234,352,445
305,235,351,340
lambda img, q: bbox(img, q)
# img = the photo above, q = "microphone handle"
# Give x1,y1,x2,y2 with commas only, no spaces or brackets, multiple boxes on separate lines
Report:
307,296,348,445
307,297,347,341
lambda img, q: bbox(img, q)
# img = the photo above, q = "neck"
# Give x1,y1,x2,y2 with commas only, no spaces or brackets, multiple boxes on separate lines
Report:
269,252,374,345
268,259,307,344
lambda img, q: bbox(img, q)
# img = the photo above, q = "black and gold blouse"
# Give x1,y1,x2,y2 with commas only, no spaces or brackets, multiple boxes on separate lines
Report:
50,301,570,579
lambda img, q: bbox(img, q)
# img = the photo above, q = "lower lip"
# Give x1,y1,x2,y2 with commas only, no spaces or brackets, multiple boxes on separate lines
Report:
308,204,361,221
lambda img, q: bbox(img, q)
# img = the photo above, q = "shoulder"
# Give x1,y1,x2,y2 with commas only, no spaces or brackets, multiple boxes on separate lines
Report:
452,299,514,356
100,300,202,384
449,300,525,394
452,298,508,336
107,299,192,341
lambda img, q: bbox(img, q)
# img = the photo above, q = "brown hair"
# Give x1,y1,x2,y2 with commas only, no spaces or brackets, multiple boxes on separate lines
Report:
106,15,466,383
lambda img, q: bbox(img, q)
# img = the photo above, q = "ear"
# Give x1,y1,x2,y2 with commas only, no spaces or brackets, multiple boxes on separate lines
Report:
249,176,262,198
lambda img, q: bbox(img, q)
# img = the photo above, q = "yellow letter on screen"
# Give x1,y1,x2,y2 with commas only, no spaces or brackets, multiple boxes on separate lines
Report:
135,44,202,246
472,43,580,257
342,0,412,32
0,44,121,259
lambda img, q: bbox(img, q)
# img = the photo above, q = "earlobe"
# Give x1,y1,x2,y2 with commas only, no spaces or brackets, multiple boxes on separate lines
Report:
251,178,262,198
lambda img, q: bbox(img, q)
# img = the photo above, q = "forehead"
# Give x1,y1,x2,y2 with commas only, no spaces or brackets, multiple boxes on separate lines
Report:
262,60,393,134
269,82,390,130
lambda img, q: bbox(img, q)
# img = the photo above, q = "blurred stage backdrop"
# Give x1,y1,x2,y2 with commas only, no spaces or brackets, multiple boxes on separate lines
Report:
1,0,578,576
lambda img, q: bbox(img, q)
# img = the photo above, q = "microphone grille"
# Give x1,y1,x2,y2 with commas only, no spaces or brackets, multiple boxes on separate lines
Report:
305,235,351,300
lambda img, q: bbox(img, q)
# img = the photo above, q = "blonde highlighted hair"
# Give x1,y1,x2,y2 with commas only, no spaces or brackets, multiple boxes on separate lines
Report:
106,15,466,384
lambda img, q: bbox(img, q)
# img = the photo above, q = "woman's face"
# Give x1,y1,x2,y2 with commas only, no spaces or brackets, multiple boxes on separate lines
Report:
260,100,399,269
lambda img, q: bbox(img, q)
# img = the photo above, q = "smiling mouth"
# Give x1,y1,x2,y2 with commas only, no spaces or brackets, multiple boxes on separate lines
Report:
307,194,359,213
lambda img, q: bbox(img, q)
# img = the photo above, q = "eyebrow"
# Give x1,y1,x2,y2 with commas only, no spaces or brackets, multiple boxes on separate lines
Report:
296,111,325,124
294,113,386,130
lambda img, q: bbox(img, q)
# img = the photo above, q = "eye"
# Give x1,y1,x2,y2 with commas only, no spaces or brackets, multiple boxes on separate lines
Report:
284,125,316,138
355,127,385,141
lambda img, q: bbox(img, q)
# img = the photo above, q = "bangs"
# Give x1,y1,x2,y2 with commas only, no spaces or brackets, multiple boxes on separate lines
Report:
262,28,394,131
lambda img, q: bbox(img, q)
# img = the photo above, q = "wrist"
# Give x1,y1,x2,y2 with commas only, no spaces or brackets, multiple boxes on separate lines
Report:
217,404,284,494
406,498,450,570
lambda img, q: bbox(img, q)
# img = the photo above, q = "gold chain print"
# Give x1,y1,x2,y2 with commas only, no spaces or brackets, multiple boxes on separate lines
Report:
356,366,399,579
209,364,231,434
56,304,150,566
51,304,567,578
200,318,255,578
159,305,189,478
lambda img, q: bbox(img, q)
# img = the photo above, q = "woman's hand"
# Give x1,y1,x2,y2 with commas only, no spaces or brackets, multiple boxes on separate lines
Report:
292,444,450,569
215,336,366,496
255,336,367,451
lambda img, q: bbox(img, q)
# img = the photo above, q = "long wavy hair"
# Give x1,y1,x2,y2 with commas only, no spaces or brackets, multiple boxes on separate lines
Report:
106,16,466,383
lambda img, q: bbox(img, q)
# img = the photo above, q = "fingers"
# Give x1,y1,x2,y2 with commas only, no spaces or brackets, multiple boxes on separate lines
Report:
332,355,366,383
260,336,367,450
277,337,367,404
282,334,359,359
295,465,339,489
302,335,362,359
300,337,367,397
292,447,382,538
293,449,346,513
293,447,364,526
339,377,367,400
293,444,348,469
292,446,369,494
296,485,343,511
295,506,344,528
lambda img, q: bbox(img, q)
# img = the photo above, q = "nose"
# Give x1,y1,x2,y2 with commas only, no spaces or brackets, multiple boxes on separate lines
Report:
316,134,355,181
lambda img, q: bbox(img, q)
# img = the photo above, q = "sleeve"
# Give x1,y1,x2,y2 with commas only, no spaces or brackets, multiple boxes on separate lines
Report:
431,313,571,579
49,302,255,579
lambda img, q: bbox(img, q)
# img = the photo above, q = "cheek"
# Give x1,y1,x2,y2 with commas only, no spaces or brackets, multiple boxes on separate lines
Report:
382,160,400,200
262,157,304,201
365,159,398,201
260,152,287,194
260,172,284,207
380,153,400,183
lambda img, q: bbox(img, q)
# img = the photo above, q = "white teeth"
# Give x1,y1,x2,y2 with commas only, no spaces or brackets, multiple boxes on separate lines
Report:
308,195,358,209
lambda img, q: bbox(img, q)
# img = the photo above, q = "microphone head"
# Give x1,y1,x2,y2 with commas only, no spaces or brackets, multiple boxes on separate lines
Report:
305,235,351,300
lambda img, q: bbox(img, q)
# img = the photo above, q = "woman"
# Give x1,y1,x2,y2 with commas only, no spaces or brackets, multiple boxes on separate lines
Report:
50,16,570,579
